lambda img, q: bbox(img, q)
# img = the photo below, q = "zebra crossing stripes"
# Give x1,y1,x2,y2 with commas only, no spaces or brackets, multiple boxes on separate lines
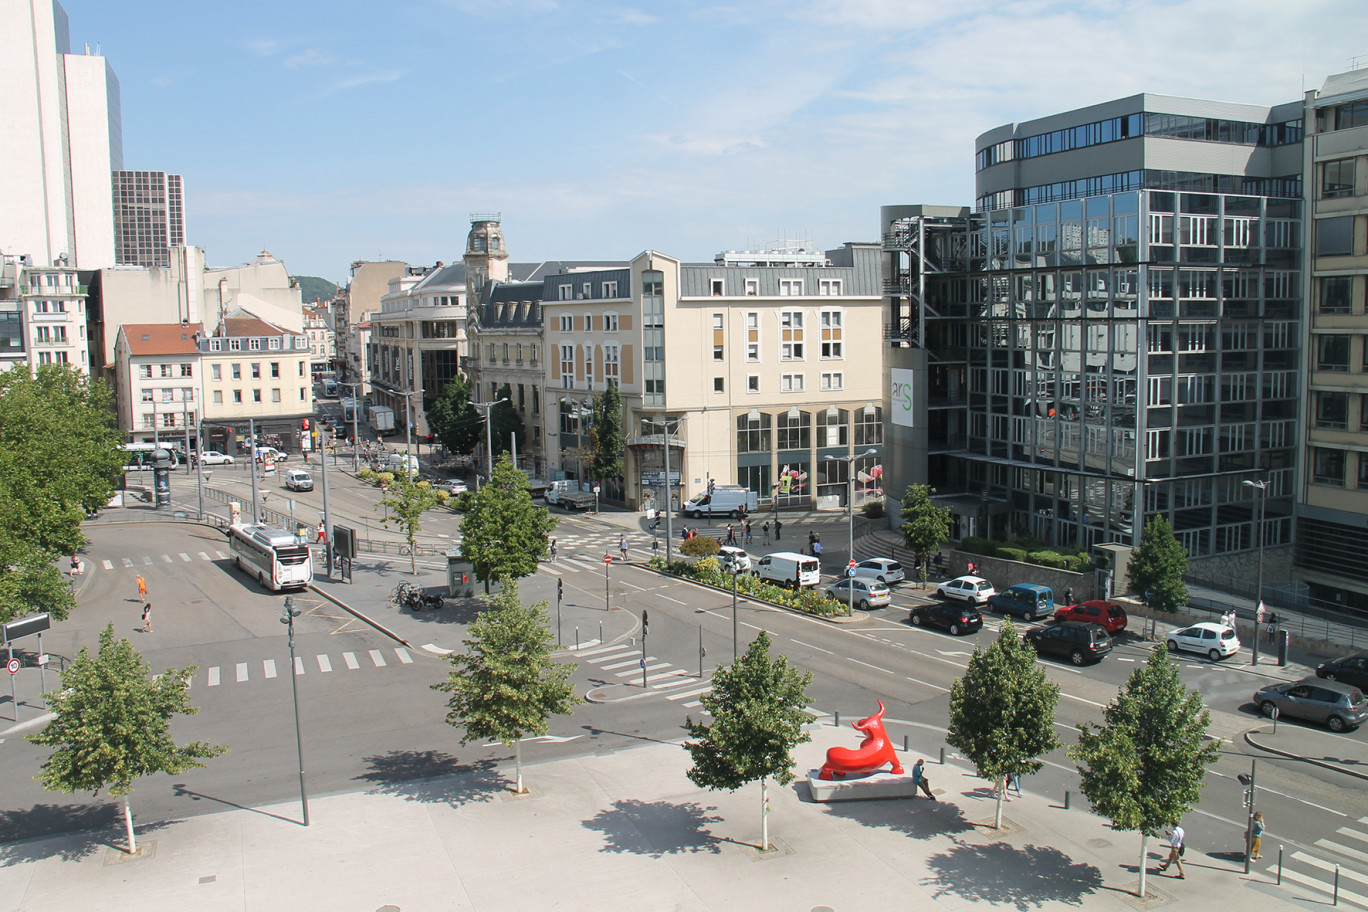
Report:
200,646,415,688
577,643,714,705
93,550,233,573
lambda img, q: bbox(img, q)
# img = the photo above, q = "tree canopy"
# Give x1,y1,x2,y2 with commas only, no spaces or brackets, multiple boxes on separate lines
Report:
899,484,952,587
458,454,557,586
589,383,625,482
376,471,446,574
426,375,482,456
489,383,525,459
1127,515,1189,613
947,620,1060,828
431,583,580,792
0,364,123,623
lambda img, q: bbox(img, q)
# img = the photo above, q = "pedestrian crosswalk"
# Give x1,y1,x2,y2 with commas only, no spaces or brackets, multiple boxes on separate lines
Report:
1271,816,1368,909
99,550,231,570
193,646,416,688
567,640,713,707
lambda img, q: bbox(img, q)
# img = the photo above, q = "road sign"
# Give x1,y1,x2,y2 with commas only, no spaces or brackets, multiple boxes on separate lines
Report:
6,658,18,675
847,567,858,577
848,559,857,569
604,555,612,564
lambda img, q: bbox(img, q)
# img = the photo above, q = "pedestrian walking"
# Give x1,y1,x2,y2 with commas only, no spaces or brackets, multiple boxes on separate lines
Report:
140,601,152,634
317,522,326,543
136,574,148,603
619,535,629,562
549,538,558,563
812,539,823,562
745,521,753,545
1248,811,1265,861
762,521,771,545
725,524,736,546
911,758,935,800
1064,587,1074,606
934,552,945,576
808,530,817,550
1007,771,1022,797
774,519,782,540
1157,823,1186,878
69,554,82,578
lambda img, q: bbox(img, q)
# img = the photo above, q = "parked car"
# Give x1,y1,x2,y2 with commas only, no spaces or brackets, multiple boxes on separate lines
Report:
195,451,234,466
253,446,287,463
448,480,469,496
1025,621,1113,666
716,545,752,573
1167,622,1240,661
988,583,1054,620
852,558,905,585
909,602,983,635
283,469,314,492
1316,654,1368,691
1054,599,1128,634
936,575,996,605
824,578,892,610
1252,678,1368,732
753,552,821,589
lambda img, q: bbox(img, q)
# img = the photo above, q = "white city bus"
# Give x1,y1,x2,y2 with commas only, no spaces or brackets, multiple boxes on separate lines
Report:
227,523,313,591
119,442,180,471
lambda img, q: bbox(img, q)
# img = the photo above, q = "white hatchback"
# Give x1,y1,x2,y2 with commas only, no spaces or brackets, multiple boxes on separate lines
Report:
1167,622,1241,661
936,575,996,605
716,546,752,573
853,558,905,584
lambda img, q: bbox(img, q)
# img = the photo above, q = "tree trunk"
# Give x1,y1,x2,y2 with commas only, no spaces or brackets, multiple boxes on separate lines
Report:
514,740,525,794
993,776,1004,829
760,777,769,851
1137,833,1148,897
408,533,417,576
123,796,137,855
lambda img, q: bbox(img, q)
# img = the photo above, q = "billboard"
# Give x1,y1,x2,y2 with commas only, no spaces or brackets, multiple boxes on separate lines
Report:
891,368,915,428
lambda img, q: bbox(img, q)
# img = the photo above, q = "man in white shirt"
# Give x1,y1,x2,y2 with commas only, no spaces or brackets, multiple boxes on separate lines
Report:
1157,823,1186,878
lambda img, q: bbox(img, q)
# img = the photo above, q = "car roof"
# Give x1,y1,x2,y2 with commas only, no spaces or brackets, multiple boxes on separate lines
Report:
860,558,896,566
1298,677,1365,697
1056,620,1107,633
951,575,988,584
1007,583,1050,594
1186,622,1227,633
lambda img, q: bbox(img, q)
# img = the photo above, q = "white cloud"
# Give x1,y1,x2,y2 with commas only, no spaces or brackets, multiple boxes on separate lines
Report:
285,48,338,69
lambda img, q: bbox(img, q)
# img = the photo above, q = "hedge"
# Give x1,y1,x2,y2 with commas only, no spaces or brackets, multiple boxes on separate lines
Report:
957,537,1095,574
649,556,851,618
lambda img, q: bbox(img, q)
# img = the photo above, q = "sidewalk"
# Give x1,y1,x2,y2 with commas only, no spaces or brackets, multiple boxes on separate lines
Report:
0,720,1333,912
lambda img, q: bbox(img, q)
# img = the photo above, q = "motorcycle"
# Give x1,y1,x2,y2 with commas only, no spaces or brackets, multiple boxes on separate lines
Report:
391,580,444,611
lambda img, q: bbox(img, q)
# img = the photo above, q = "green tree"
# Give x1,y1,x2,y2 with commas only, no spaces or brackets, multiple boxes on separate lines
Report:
459,454,557,589
426,375,482,456
1127,515,1189,613
0,364,123,623
680,534,721,559
489,383,525,459
684,630,812,851
899,484,952,589
376,472,445,575
28,624,227,853
1070,643,1220,898
431,583,581,793
589,383,625,483
947,620,1061,828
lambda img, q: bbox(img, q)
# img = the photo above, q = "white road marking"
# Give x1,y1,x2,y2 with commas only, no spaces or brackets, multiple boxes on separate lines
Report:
263,659,277,679
1316,838,1368,865
162,554,174,563
215,550,228,559
200,552,212,561
317,654,332,672
344,651,360,669
294,656,305,675
143,556,153,565
369,649,386,667
652,676,701,689
1286,857,1368,907
683,700,703,708
179,553,192,562
601,656,651,670
419,645,451,656
666,684,713,700
791,639,834,655
395,648,413,664
235,662,248,682
207,667,220,686
570,643,623,657
847,657,893,674
657,595,686,605
122,558,133,567
615,662,671,678
619,580,645,591
1117,657,1135,662
102,559,113,570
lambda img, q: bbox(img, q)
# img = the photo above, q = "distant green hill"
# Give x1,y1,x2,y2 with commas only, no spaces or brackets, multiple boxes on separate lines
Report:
293,275,339,304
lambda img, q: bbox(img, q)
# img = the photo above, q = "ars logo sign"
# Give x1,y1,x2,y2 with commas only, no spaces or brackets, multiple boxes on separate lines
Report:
890,368,915,428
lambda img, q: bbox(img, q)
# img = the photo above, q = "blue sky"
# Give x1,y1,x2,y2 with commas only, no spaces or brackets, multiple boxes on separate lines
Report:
60,0,1367,283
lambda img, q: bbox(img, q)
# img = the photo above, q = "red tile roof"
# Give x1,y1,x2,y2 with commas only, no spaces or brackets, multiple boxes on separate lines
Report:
122,323,203,356
221,316,290,337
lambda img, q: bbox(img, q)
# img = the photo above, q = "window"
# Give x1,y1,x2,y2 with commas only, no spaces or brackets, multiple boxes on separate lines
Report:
271,388,282,403
603,281,618,298
781,373,805,392
249,338,261,351
777,410,810,450
714,378,724,392
251,363,261,380
584,314,593,331
604,344,620,384
560,315,573,332
818,278,842,296
270,362,280,378
820,310,843,358
855,406,882,445
558,285,572,301
1316,392,1349,429
1323,159,1356,199
1317,216,1355,256
212,390,223,405
820,372,844,390
711,279,724,296
582,282,592,299
584,346,594,390
1321,277,1353,314
747,375,760,393
1317,335,1351,372
182,388,194,401
746,311,760,362
817,407,849,447
252,390,262,403
778,278,802,296
137,364,152,379
140,390,153,402
269,338,281,350
604,313,619,331
180,363,193,377
162,412,176,428
560,344,575,389
233,390,243,404
780,311,804,360
736,412,772,452
232,364,242,380
713,345,724,361
1315,448,1346,486
158,364,171,378
745,278,759,296
160,388,174,402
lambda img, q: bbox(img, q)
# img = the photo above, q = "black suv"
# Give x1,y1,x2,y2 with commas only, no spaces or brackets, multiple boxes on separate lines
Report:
909,602,983,636
1317,654,1368,691
1024,621,1112,666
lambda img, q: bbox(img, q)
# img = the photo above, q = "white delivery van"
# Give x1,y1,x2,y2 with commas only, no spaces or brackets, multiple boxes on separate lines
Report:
752,551,821,589
383,453,420,475
682,487,759,518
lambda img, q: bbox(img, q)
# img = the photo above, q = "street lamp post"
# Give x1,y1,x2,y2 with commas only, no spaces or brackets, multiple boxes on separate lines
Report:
1243,478,1268,666
824,449,877,615
642,417,684,565
279,596,309,826
342,382,362,472
474,398,509,488
399,389,424,477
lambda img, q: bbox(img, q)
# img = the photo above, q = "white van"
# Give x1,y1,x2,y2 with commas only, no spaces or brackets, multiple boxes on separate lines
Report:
752,551,821,589
383,453,420,475
682,487,759,518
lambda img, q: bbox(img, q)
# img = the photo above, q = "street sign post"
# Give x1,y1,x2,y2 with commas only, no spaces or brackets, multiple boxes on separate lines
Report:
6,658,18,675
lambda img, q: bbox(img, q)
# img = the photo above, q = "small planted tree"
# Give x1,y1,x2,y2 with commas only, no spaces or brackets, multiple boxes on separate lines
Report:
431,583,581,793
459,454,558,589
490,383,526,458
426,374,481,457
684,630,812,851
1070,643,1219,898
680,535,721,560
376,470,445,575
947,620,1060,828
28,624,227,853
899,484,952,589
589,383,625,485
1127,515,1189,613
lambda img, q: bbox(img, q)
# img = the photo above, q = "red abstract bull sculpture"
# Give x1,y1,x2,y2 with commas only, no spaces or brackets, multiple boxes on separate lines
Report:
819,700,903,780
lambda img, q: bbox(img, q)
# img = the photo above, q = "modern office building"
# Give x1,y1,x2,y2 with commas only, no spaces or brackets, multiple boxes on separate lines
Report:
113,171,186,268
884,92,1305,590
1296,70,1368,610
0,1,122,269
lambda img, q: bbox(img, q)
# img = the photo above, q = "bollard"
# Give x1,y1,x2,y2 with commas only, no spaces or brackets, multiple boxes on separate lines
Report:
1277,845,1283,885
939,746,945,765
903,734,909,752
599,621,603,644
834,711,841,728
1335,864,1341,906
1064,790,1071,810
575,626,579,649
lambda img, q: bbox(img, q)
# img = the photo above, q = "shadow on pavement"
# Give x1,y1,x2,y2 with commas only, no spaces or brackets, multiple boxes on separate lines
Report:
355,750,505,806
388,596,485,627
0,802,175,864
806,787,976,841
923,839,1104,910
581,798,724,857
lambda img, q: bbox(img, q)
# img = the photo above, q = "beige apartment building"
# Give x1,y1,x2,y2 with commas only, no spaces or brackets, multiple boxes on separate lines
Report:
198,312,313,454
0,255,90,374
111,322,202,447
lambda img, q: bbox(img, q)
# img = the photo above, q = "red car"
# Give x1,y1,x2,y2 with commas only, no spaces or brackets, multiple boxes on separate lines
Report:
1053,600,1128,634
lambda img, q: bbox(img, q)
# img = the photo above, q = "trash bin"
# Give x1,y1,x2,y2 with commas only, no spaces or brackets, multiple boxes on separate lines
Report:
1277,630,1290,667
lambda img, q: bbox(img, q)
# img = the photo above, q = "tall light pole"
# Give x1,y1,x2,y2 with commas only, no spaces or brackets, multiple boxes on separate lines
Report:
1243,478,1268,666
279,596,309,826
342,381,362,472
474,397,509,487
642,417,684,566
824,448,878,615
399,388,424,477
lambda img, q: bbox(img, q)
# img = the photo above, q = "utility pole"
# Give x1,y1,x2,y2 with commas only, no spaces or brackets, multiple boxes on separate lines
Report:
248,417,260,523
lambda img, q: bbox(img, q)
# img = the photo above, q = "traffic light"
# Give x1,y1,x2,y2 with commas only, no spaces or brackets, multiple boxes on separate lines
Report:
707,479,715,496
302,418,310,430
557,578,563,602
642,609,649,636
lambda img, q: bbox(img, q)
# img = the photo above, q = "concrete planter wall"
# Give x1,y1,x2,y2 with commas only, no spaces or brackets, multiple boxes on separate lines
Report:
949,550,1099,601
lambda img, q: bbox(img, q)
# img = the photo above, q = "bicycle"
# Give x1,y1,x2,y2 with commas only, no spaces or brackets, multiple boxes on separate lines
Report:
391,580,444,611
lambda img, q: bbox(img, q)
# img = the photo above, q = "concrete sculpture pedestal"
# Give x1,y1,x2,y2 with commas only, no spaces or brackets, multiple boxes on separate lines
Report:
807,769,923,802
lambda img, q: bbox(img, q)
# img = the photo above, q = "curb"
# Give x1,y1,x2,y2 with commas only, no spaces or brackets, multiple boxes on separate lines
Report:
637,564,871,626
307,583,413,649
1243,727,1368,781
